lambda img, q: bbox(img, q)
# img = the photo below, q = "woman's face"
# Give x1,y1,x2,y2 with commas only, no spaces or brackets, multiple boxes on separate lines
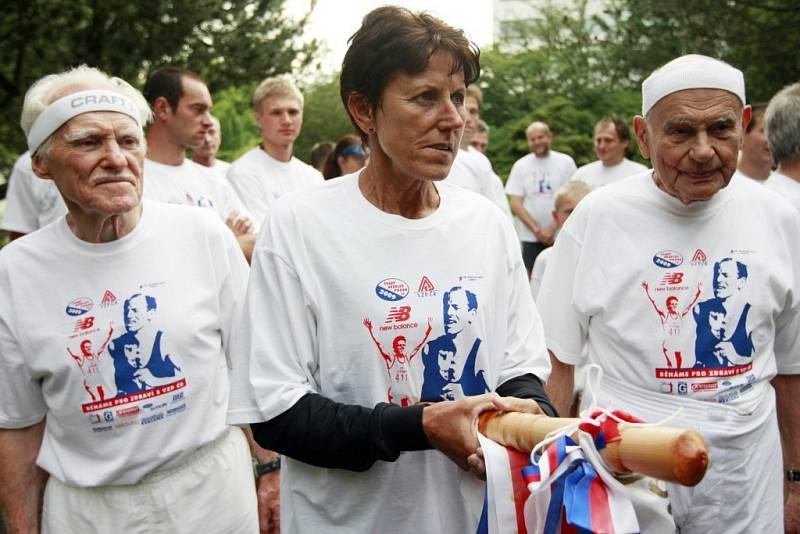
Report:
370,51,466,182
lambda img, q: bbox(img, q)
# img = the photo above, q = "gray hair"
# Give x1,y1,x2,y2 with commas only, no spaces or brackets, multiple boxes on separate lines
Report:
20,65,152,157
765,82,800,164
476,119,490,134
252,76,304,112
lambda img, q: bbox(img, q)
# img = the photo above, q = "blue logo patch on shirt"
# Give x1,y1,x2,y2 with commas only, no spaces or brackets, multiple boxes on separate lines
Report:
375,278,409,301
66,297,93,316
652,250,684,269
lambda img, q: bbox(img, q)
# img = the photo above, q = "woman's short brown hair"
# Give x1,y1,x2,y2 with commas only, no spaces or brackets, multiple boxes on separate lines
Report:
340,6,480,139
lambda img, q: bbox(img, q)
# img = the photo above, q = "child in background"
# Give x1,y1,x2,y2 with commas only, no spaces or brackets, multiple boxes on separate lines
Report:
530,180,592,299
531,180,592,417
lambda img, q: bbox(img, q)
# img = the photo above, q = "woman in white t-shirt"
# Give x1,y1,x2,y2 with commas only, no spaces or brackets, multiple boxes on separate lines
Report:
228,7,555,534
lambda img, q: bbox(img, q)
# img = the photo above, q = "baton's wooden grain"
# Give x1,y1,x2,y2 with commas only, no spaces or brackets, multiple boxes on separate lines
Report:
477,412,708,486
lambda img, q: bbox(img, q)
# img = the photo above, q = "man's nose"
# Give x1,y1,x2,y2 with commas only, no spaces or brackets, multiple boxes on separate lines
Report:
690,131,715,162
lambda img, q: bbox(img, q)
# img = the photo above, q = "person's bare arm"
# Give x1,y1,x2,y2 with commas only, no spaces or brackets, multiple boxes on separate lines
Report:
509,195,554,245
0,420,47,533
544,350,574,417
773,374,800,533
509,195,540,235
243,427,280,534
236,234,256,264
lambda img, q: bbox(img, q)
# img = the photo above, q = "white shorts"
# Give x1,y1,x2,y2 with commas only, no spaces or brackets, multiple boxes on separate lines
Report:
42,426,258,534
597,375,782,534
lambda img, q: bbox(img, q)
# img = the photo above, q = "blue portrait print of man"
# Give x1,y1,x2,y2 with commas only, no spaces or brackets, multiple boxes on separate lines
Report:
693,258,754,368
107,293,181,396
421,286,489,401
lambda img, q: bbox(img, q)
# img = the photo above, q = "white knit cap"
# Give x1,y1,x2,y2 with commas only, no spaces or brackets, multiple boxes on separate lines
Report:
641,54,746,116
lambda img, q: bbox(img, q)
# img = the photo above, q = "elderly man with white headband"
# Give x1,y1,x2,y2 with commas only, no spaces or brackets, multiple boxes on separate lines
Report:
538,54,800,532
0,66,257,533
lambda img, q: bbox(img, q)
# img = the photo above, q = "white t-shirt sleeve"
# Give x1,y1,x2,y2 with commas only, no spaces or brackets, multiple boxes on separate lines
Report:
536,227,589,365
0,270,47,427
1,156,39,234
228,167,272,230
227,213,317,425
218,229,250,364
773,210,800,374
497,221,552,385
530,248,550,300
504,160,525,197
565,156,577,176
216,178,259,232
488,172,512,218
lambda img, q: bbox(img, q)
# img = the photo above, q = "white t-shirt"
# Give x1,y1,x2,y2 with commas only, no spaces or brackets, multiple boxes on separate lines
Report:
203,158,232,181
530,246,552,300
570,158,648,188
445,149,511,218
0,151,67,234
505,151,577,242
764,171,800,208
538,171,800,415
143,158,254,229
732,168,769,184
227,147,323,228
227,173,550,534
0,201,249,487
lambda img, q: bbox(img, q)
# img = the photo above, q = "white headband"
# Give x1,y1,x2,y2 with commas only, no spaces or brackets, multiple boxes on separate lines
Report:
641,54,745,116
27,89,142,152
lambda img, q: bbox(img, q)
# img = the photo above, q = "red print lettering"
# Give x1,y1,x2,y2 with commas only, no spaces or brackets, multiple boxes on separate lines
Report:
385,306,411,323
660,272,684,286
74,316,95,332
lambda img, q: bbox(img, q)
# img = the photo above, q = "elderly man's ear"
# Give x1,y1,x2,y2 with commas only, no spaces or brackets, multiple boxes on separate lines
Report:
30,154,54,181
632,116,650,160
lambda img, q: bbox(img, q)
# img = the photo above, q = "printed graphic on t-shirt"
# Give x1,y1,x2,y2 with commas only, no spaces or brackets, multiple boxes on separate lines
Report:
530,170,554,197
67,320,114,402
364,311,432,407
177,191,215,209
66,289,188,431
365,280,490,404
420,286,490,401
642,279,702,368
107,293,183,398
643,253,756,402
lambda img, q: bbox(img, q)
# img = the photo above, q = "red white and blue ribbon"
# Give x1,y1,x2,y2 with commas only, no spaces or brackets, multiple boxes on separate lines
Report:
479,410,642,534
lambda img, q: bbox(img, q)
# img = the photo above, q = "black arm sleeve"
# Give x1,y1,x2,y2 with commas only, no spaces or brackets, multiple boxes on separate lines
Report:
495,373,559,417
250,393,432,472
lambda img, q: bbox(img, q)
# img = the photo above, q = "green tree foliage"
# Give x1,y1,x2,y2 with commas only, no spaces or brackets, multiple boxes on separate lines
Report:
211,85,261,162
480,0,796,180
293,75,357,165
599,0,800,101
480,1,644,179
0,0,317,175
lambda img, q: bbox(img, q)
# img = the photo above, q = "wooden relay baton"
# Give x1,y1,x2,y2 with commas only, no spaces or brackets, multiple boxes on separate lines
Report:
478,411,709,486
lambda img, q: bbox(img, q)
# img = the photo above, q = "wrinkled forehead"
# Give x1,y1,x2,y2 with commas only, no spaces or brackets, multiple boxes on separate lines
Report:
61,110,142,134
648,88,743,125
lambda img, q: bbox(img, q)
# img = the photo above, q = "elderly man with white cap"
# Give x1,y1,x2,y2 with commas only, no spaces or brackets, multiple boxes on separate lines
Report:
0,66,257,532
538,54,800,532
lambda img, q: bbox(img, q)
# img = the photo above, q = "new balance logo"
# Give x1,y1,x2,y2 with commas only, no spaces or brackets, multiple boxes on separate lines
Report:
385,306,411,323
